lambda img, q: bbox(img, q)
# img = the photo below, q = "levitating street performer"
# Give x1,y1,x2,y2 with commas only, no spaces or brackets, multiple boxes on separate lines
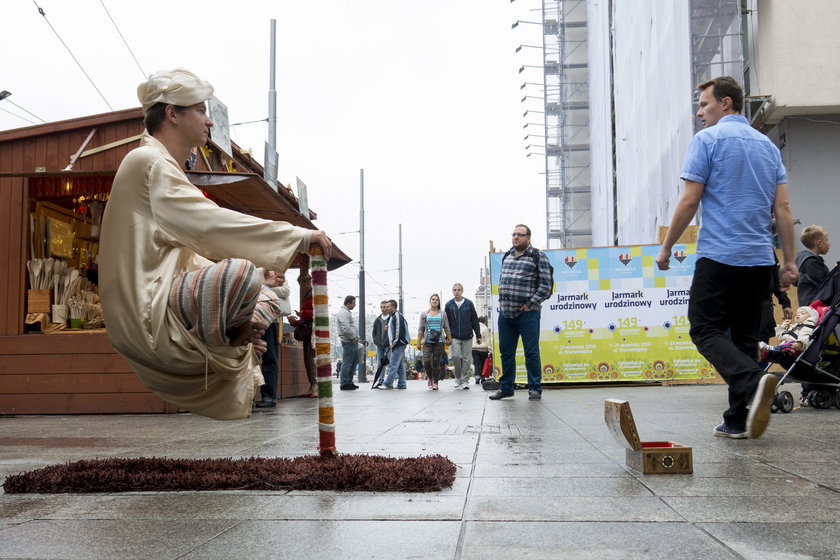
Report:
99,68,332,420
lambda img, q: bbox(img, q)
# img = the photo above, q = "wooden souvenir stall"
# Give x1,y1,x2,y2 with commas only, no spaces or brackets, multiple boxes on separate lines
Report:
0,108,349,414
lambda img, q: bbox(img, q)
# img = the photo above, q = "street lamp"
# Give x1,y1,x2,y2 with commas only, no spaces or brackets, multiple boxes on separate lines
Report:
511,20,543,29
0,91,11,101
518,65,544,74
515,44,542,53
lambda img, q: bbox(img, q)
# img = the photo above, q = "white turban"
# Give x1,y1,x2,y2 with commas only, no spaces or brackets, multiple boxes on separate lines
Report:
137,68,214,113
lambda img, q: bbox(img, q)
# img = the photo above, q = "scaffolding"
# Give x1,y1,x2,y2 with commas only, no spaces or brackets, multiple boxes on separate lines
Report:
689,0,743,130
542,0,591,249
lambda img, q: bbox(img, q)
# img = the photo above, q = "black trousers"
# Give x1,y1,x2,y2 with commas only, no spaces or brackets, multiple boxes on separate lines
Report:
688,258,773,430
260,322,280,401
472,350,488,380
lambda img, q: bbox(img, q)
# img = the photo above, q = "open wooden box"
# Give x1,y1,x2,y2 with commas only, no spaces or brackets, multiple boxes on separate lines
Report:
604,398,693,474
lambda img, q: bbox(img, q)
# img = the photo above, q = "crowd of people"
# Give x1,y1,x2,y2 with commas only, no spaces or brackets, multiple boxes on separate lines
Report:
316,224,554,401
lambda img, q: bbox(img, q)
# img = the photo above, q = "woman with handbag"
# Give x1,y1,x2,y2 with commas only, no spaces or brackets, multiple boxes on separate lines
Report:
417,294,452,390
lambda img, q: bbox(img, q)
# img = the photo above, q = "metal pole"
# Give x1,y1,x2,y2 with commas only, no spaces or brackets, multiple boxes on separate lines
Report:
398,224,404,314
483,256,489,318
268,20,277,151
359,169,366,353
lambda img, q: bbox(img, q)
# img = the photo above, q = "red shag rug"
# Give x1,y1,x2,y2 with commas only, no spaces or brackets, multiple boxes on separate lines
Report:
3,454,457,494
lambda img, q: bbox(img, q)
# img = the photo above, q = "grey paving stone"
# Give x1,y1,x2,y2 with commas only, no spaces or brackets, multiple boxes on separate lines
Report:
662,494,840,522
639,475,827,497
473,462,631,478
178,520,462,560
461,521,738,559
39,493,283,520
255,493,466,520
699,522,840,560
0,519,238,560
469,476,653,497
466,496,683,522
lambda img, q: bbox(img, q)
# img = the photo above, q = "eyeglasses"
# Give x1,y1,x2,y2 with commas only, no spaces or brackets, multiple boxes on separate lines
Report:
511,233,529,237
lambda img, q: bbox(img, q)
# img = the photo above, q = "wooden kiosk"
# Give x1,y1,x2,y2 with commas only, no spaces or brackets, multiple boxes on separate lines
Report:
0,108,349,415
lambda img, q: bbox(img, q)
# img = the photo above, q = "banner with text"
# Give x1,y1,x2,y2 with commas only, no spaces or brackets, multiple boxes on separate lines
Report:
489,244,717,384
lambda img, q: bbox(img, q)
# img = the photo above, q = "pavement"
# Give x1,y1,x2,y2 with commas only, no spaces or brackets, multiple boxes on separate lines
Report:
2,378,840,560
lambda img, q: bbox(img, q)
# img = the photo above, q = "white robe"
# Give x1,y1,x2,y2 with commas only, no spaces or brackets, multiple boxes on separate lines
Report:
99,133,309,420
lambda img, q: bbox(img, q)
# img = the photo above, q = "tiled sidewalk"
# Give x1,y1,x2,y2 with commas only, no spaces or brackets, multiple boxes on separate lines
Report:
2,380,839,559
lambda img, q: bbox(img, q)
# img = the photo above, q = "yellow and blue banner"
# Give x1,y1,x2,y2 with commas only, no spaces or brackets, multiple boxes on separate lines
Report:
489,244,717,383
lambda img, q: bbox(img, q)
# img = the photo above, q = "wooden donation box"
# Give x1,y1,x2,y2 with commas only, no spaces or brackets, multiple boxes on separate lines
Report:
604,398,693,474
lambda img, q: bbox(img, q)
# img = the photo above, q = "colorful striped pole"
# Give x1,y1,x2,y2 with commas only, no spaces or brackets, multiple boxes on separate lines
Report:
309,245,337,455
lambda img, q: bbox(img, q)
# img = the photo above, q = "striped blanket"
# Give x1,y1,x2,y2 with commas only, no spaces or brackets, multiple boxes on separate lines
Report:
168,258,282,346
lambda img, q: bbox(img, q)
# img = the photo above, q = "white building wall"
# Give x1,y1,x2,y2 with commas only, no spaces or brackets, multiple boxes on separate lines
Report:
768,117,840,276
611,0,694,245
587,0,614,247
755,0,840,122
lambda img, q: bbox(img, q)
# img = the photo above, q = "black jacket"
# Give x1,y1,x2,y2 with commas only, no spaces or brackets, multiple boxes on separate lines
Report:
372,314,389,348
796,250,829,306
444,298,481,340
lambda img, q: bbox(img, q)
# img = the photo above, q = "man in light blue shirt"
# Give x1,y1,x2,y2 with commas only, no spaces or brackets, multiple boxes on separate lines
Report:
656,76,797,440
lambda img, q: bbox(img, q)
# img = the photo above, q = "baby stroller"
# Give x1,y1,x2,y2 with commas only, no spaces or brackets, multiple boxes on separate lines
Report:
770,264,840,412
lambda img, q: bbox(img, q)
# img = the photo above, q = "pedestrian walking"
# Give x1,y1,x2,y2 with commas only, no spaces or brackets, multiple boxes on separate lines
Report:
417,294,452,390
444,283,481,389
656,76,796,439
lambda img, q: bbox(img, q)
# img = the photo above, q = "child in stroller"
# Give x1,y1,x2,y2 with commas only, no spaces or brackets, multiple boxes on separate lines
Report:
759,306,819,363
769,264,840,412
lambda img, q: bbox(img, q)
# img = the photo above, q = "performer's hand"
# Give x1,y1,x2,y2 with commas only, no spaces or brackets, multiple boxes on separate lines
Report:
782,307,793,321
655,247,671,270
311,230,333,261
264,270,284,288
779,262,798,291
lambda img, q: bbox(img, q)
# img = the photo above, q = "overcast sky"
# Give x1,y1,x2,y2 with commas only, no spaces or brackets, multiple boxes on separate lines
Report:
2,0,549,327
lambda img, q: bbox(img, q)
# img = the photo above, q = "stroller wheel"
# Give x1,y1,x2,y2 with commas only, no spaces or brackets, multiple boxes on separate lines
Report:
778,391,794,413
812,390,833,409
835,392,840,410
771,394,780,413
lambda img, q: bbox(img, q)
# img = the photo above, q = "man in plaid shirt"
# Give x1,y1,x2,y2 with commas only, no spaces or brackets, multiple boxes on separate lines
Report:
490,224,554,401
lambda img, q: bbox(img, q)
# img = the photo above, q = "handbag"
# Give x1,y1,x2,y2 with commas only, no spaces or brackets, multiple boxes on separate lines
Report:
481,353,493,378
293,321,312,341
426,328,441,344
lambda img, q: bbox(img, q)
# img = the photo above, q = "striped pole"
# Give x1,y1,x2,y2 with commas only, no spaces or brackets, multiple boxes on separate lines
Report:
310,245,337,455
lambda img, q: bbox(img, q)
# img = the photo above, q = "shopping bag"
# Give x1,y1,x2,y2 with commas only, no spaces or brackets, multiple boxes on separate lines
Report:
481,353,493,378
481,353,499,390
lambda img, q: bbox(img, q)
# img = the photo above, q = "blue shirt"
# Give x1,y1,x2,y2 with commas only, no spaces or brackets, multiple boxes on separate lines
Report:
681,114,787,266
